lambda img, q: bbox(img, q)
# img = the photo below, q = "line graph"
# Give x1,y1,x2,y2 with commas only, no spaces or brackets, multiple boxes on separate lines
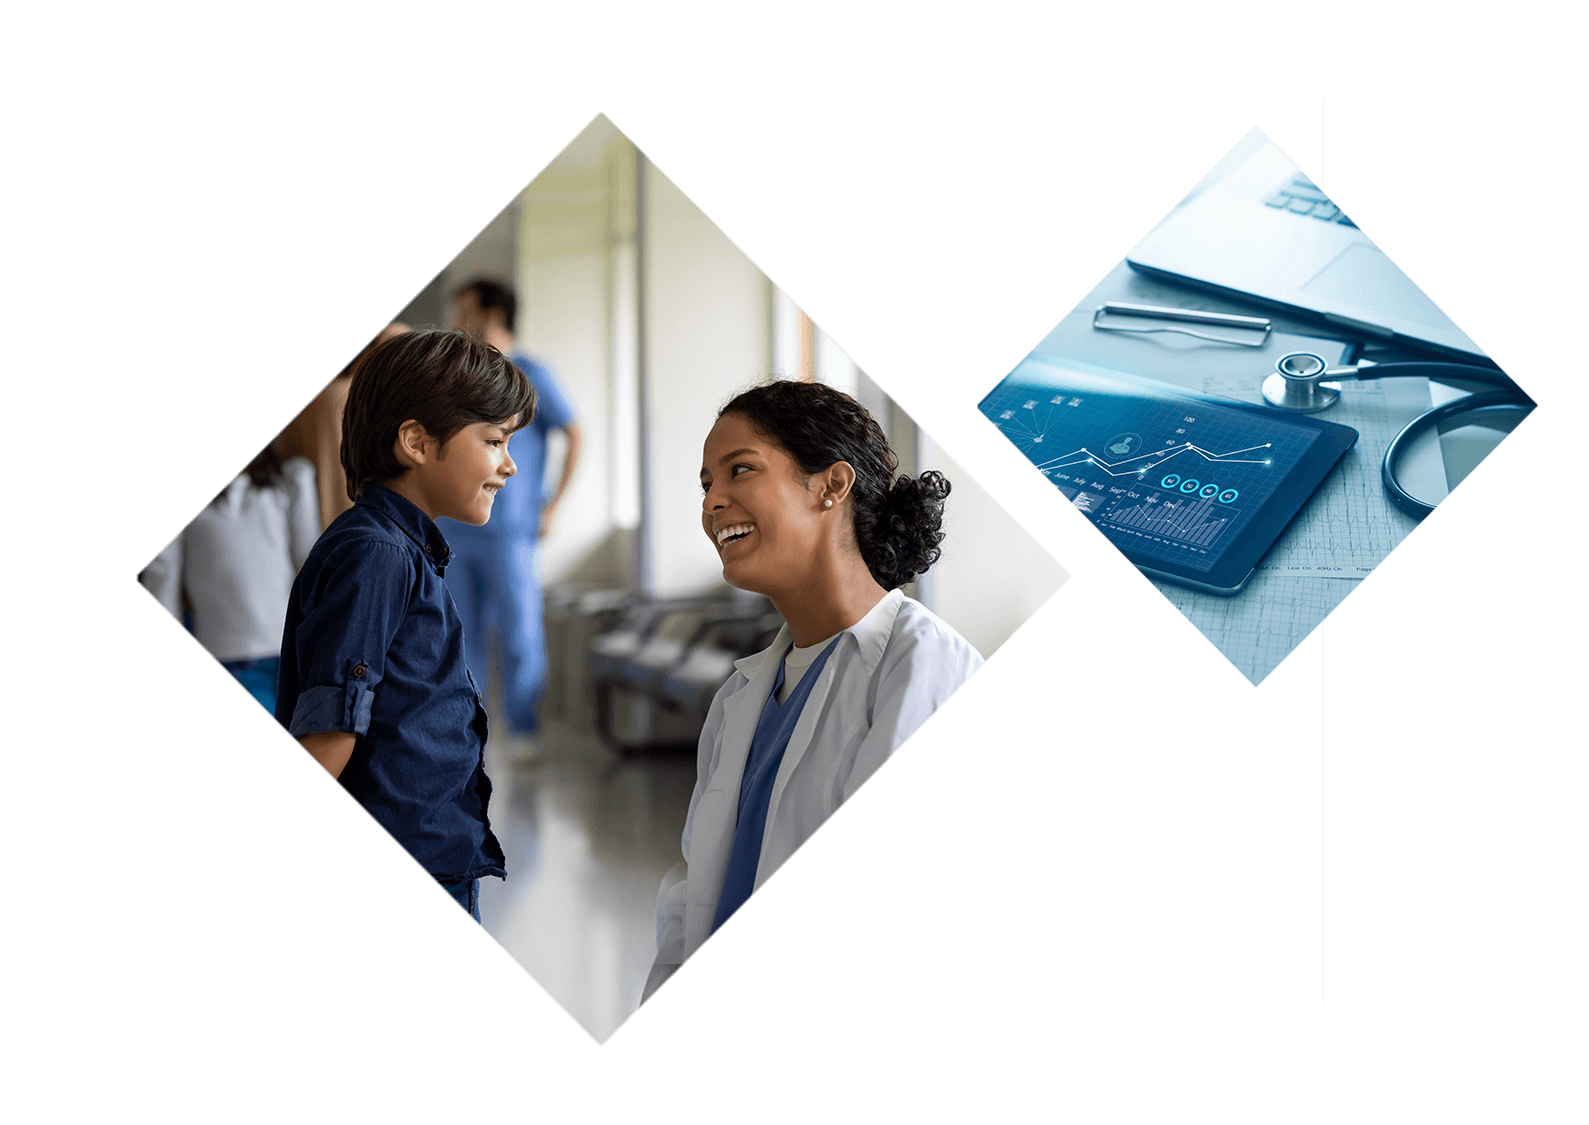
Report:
981,361,1322,574
1034,440,1272,478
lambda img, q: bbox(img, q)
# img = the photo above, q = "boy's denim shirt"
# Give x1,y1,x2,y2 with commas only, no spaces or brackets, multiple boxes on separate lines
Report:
275,484,506,883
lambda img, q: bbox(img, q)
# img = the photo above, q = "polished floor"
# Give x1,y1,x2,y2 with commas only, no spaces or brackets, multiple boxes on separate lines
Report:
477,719,696,1042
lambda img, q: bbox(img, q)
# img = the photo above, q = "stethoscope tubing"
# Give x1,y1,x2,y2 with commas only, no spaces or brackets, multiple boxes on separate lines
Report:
1272,358,1534,521
1380,389,1535,520
1356,361,1524,395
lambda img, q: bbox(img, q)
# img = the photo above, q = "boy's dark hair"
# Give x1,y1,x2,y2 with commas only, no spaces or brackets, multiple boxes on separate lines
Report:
341,328,536,501
718,379,951,591
456,277,518,333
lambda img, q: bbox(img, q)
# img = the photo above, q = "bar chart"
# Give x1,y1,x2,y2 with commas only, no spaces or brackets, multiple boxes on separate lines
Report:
1106,493,1232,548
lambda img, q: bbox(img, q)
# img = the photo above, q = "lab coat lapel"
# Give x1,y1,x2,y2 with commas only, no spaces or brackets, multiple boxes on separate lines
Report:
756,591,904,886
684,626,790,949
713,631,786,796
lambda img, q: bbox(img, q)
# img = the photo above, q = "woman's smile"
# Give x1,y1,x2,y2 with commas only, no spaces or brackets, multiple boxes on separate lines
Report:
699,412,828,594
714,522,756,550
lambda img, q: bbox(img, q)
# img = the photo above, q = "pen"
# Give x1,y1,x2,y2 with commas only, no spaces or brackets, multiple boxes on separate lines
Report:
1097,302,1271,328
1092,302,1272,346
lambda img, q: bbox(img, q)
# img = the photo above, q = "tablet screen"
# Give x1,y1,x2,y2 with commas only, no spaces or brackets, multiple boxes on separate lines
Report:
980,357,1327,576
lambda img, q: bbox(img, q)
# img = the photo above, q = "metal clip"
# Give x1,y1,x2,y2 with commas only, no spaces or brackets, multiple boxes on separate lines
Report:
1091,302,1272,347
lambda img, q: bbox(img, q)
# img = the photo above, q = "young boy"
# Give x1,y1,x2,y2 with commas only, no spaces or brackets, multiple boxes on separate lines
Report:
274,328,537,920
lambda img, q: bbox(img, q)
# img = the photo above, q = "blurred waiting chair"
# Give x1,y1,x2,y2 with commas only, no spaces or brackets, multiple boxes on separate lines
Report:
588,593,781,754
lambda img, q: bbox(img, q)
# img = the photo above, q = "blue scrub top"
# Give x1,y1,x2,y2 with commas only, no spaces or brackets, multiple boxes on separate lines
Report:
442,351,576,541
711,640,838,933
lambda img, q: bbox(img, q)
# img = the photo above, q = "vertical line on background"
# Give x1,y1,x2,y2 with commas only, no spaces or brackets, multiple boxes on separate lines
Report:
635,147,654,597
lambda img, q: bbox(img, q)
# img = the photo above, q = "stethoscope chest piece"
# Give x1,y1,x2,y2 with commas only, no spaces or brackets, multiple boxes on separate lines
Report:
1262,352,1344,413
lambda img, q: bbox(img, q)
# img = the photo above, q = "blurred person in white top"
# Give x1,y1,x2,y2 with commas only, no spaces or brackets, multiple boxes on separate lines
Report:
141,445,319,712
644,379,983,1002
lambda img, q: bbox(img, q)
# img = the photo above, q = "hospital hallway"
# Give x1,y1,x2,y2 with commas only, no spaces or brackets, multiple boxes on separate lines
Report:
476,718,696,1042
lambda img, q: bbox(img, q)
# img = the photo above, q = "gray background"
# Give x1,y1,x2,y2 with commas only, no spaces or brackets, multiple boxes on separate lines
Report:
3,2,1576,1125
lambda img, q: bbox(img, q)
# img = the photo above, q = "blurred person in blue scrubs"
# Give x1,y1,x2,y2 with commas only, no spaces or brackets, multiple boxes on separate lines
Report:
442,278,581,738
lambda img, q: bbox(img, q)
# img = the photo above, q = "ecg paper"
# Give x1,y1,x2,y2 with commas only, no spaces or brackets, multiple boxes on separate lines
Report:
1153,572,1359,684
1146,375,1433,681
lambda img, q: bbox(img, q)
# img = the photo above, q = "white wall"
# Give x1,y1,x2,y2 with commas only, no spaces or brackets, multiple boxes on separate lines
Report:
770,287,801,379
516,118,627,586
919,429,1067,658
520,252,610,583
814,324,859,399
643,160,772,598
451,119,1065,646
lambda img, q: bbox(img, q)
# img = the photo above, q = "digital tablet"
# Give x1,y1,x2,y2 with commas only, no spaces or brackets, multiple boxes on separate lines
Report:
979,355,1359,595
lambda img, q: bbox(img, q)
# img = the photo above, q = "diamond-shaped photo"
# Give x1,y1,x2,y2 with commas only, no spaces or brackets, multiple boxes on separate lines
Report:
138,116,1064,1040
981,129,1533,684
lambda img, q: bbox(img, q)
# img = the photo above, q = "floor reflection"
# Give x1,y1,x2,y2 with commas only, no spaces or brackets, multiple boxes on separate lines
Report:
478,719,696,1041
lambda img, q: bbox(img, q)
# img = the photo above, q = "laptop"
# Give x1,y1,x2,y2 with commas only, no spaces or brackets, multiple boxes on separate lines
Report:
1126,130,1489,362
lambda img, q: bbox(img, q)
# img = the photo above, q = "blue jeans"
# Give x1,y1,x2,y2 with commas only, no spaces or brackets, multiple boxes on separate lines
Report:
440,877,481,922
222,656,280,714
444,531,547,734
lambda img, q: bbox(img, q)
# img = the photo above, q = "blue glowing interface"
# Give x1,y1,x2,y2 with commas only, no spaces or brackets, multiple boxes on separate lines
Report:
979,358,1323,573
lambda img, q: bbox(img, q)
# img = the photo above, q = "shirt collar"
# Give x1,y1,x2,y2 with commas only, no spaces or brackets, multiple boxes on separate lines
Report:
357,484,453,573
733,588,905,680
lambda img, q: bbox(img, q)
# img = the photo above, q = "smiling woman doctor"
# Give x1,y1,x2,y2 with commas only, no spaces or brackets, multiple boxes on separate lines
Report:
642,379,984,1001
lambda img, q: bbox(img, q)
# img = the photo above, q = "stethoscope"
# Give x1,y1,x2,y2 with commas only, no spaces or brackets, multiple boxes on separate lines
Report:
1261,353,1534,520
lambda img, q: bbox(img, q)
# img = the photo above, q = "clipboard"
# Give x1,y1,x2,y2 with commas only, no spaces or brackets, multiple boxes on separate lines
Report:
1029,300,1361,400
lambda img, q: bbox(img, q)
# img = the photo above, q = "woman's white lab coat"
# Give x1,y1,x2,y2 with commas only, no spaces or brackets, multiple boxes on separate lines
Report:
644,589,983,999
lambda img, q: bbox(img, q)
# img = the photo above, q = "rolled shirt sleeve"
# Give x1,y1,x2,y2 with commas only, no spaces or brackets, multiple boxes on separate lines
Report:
282,540,413,739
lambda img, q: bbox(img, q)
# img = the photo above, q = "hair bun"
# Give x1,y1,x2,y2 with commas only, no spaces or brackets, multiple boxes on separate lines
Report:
871,470,950,589
717,380,952,590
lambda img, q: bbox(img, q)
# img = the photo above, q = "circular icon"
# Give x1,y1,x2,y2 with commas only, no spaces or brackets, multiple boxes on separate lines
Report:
1219,488,1240,504
1179,478,1201,494
1106,432,1142,457
1200,484,1219,499
1160,474,1181,489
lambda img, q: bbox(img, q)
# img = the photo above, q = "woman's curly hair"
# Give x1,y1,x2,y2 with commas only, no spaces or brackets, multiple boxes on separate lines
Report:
718,379,950,591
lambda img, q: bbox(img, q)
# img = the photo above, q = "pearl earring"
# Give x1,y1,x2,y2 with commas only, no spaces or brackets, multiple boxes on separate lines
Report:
823,499,833,508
